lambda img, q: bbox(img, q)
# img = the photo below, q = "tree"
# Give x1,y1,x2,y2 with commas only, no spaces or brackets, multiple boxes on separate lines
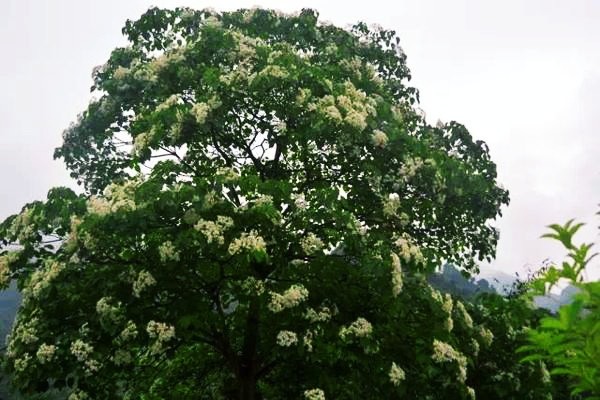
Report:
520,220,600,398
0,7,509,399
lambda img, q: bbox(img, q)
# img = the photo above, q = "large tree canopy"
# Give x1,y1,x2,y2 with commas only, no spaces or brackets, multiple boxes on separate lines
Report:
1,7,510,399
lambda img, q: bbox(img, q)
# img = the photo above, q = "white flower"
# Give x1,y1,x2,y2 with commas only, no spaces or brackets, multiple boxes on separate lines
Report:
390,252,403,297
268,284,309,313
192,102,210,124
133,270,157,297
119,320,138,342
241,277,266,295
14,317,39,344
339,317,373,340
400,157,424,180
292,193,307,210
296,88,311,105
394,233,424,265
13,353,31,372
389,362,406,386
467,387,476,400
158,241,180,263
477,326,494,347
228,230,267,255
303,330,314,352
455,301,474,329
87,196,111,216
156,94,180,112
344,110,367,131
382,193,400,217
441,294,453,314
68,390,89,400
132,132,152,155
304,388,326,400
71,339,93,362
203,15,222,28
300,233,324,255
432,339,468,382
36,343,56,364
304,306,331,323
371,129,389,148
24,260,64,299
257,65,289,80
113,66,129,80
216,167,239,182
276,330,298,347
195,216,234,245
96,296,123,325
147,321,176,354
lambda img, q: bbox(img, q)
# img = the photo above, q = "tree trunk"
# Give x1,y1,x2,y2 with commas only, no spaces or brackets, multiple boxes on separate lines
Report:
238,297,260,400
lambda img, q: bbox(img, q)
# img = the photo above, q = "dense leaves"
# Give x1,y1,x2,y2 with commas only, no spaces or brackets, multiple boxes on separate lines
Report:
520,221,600,398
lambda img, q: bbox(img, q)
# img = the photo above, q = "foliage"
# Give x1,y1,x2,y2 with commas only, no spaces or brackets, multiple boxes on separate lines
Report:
0,7,509,399
520,220,600,398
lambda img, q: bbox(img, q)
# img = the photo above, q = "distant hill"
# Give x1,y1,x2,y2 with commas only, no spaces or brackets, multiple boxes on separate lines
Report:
0,281,20,343
431,265,578,312
428,264,496,299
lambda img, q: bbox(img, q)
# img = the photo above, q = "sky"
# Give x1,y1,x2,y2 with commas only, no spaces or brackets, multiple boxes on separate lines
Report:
1,0,599,280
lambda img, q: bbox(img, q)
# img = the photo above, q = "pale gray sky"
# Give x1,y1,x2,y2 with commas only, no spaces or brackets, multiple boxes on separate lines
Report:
1,0,599,279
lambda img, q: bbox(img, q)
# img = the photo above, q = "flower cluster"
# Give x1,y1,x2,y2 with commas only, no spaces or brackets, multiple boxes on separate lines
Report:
300,233,325,255
390,252,403,297
382,193,401,217
119,320,138,342
13,353,31,372
132,132,152,156
133,270,157,297
310,81,377,133
87,179,141,216
155,94,181,112
304,306,332,323
96,296,123,326
36,343,56,364
10,208,36,243
292,193,307,210
431,339,468,382
393,233,425,265
389,362,406,386
371,129,389,148
215,167,239,183
228,230,267,255
276,330,298,347
303,330,314,352
268,284,309,313
25,260,64,299
70,339,93,362
68,389,90,400
14,317,39,345
477,325,494,347
339,317,373,340
304,388,326,400
146,321,176,354
241,276,266,296
399,157,424,180
158,241,180,263
191,102,210,125
0,252,19,288
195,215,234,245
454,301,474,329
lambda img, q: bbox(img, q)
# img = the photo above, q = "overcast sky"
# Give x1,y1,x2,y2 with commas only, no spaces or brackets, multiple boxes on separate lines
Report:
1,0,598,279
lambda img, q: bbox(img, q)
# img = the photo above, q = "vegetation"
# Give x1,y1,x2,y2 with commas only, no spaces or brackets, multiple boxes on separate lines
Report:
0,6,595,400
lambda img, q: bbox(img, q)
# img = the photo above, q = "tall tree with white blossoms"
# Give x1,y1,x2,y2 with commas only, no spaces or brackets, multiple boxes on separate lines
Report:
1,7,509,399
